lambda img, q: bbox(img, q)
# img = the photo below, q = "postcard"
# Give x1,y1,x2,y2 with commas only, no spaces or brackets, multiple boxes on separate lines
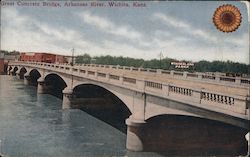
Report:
0,0,249,157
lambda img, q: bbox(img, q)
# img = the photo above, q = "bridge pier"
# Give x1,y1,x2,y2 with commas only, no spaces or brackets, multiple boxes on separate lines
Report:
7,67,11,75
10,69,15,76
37,78,48,94
16,72,21,79
125,116,146,151
62,89,73,109
24,74,31,85
15,68,21,78
16,72,24,79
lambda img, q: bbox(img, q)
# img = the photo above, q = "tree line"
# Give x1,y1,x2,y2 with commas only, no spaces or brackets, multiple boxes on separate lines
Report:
0,50,20,55
75,53,249,74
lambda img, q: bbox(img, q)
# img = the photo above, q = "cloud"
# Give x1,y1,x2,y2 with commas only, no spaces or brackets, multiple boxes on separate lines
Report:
1,8,148,58
77,11,142,41
1,6,248,64
152,12,246,46
154,12,190,29
1,8,97,55
152,12,248,63
153,12,219,43
144,37,248,63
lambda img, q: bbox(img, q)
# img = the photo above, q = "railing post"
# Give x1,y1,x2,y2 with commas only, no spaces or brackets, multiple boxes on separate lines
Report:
77,67,81,75
136,79,145,92
106,73,110,82
120,75,124,84
198,73,202,79
162,84,169,96
215,75,220,82
234,98,247,113
183,72,188,78
192,90,201,104
235,77,241,85
70,66,73,73
130,67,133,71
94,70,98,78
170,70,174,76
156,69,162,74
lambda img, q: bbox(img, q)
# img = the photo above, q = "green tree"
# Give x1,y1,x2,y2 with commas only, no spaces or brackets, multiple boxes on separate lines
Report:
76,53,91,64
73,53,248,75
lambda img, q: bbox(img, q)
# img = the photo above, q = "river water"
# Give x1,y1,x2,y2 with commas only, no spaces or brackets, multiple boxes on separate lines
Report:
0,75,162,157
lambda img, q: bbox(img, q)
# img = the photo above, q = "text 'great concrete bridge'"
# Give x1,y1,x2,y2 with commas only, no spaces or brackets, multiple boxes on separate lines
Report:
8,61,250,156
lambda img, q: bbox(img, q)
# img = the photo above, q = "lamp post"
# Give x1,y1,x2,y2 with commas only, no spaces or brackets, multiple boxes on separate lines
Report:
159,51,163,69
71,48,75,90
0,139,2,155
71,48,74,66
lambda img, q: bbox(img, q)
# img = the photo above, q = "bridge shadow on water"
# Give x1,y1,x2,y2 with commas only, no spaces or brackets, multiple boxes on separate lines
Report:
78,103,130,134
73,84,131,134
140,115,249,156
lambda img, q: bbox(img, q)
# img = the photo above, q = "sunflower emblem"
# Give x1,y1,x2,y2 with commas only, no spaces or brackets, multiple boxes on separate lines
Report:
213,4,242,33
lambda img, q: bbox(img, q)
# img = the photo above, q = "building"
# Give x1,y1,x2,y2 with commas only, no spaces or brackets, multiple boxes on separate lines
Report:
4,54,20,62
55,55,68,64
64,55,75,65
20,52,68,64
0,52,20,74
0,55,4,74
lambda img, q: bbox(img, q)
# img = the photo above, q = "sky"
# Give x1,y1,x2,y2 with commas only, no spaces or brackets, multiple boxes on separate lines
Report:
0,1,249,64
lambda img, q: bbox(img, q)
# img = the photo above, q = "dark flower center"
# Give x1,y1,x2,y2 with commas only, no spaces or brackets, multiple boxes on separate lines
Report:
221,11,235,25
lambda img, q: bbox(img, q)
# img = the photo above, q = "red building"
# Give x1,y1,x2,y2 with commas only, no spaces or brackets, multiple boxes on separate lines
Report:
20,52,68,63
55,55,67,63
0,58,4,74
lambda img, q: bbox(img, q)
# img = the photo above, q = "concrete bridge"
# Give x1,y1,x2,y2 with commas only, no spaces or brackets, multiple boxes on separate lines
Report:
8,61,250,156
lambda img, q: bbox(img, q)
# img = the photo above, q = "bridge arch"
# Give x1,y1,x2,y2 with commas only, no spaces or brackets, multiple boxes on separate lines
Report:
44,72,70,87
28,69,41,86
19,67,27,79
145,102,201,121
8,66,12,74
12,66,19,75
72,83,132,132
44,73,68,99
72,82,133,113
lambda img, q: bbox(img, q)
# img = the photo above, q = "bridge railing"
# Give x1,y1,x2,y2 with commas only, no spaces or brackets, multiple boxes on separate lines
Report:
13,61,250,86
9,61,249,116
143,81,247,115
73,63,250,86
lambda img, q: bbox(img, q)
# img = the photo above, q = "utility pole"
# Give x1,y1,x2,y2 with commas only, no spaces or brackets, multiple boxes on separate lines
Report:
71,48,75,90
71,48,75,66
0,139,2,155
159,51,163,69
